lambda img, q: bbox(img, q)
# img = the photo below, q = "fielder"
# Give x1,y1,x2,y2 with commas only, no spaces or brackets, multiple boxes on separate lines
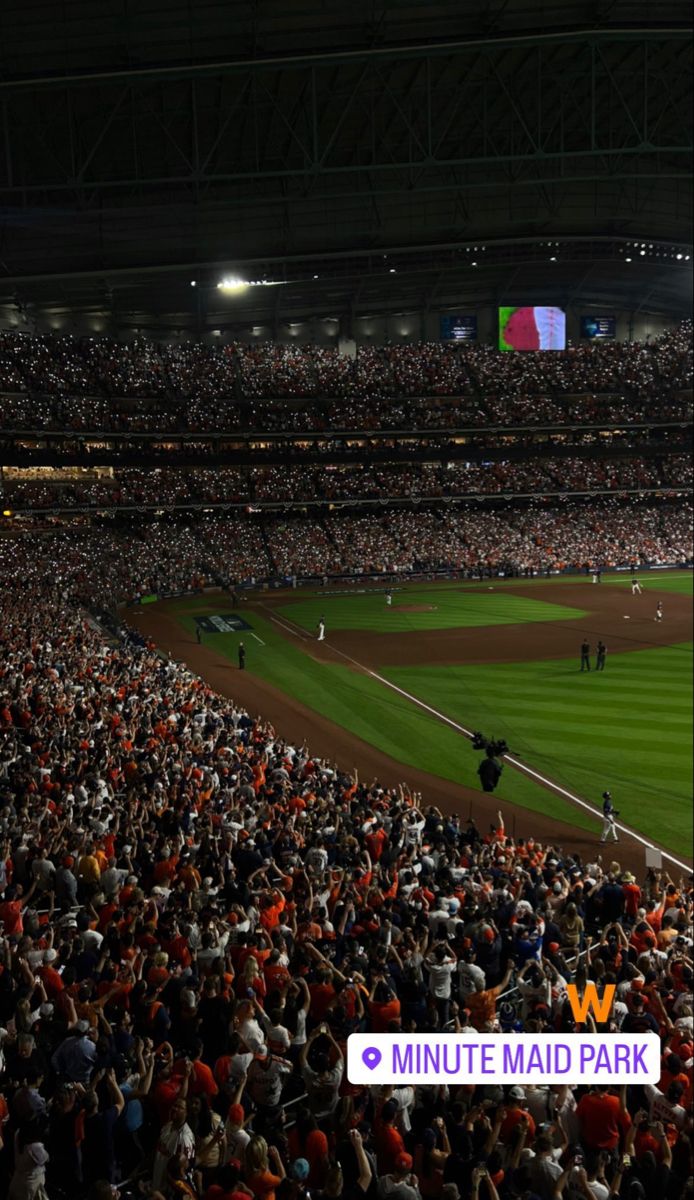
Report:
655,601,663,622
317,616,326,641
385,590,392,606
631,578,642,595
600,790,619,844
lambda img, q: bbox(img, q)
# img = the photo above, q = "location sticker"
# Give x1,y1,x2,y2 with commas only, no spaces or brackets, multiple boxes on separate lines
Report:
362,1046,382,1071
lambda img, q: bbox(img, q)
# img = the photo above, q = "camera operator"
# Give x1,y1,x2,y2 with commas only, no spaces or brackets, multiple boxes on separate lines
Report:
477,747,503,794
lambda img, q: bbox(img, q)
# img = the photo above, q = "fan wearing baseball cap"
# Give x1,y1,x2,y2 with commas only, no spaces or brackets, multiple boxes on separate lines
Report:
377,1152,419,1200
374,1099,407,1175
223,1082,250,1167
499,1086,537,1142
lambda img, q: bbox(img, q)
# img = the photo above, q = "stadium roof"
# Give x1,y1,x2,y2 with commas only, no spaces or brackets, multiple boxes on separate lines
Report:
0,0,691,332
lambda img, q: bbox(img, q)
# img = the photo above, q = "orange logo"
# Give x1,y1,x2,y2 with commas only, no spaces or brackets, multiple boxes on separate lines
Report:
566,983,616,1024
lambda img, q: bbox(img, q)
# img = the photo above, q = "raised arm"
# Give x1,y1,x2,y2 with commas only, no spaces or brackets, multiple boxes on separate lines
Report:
348,1129,373,1194
105,1067,125,1115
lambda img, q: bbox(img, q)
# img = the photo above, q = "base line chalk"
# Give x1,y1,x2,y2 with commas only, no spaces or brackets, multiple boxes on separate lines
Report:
310,628,690,873
263,606,689,872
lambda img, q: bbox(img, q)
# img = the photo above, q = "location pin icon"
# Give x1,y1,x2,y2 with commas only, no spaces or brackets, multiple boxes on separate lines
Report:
362,1046,382,1070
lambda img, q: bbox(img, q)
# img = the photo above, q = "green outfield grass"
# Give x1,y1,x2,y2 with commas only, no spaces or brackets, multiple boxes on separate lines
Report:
295,569,692,599
172,600,599,834
385,644,693,852
278,587,587,633
169,582,692,852
618,573,693,596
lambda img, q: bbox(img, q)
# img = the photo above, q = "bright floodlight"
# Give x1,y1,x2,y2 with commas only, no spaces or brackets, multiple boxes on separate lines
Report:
217,276,249,293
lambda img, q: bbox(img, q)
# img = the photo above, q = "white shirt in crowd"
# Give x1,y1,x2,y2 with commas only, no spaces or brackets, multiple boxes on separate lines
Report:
428,958,456,999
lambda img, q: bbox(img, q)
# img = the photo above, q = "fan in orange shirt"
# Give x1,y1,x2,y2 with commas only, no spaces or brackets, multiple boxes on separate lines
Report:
576,1086,632,1151
244,1136,284,1200
258,891,285,932
177,860,202,891
368,980,402,1033
374,1099,406,1175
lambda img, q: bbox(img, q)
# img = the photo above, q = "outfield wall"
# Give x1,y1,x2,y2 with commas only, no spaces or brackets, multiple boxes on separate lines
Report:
128,561,692,604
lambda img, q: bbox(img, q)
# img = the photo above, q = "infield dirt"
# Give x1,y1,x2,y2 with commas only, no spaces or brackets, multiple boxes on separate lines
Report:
279,583,692,669
128,579,692,873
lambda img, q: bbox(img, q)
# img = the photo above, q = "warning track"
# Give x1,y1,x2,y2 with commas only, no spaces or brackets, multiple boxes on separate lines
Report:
129,578,693,874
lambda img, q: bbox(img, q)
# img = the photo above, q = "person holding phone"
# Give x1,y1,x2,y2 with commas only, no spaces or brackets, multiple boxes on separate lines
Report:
470,1165,501,1200
299,1024,344,1120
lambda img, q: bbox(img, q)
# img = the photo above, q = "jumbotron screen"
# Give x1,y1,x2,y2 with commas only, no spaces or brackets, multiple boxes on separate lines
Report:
498,306,566,351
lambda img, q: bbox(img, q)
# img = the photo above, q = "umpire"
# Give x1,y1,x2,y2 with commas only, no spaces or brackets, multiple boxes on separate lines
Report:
580,638,591,671
238,642,246,670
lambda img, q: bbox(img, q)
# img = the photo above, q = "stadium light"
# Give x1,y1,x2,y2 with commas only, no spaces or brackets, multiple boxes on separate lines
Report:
217,277,249,293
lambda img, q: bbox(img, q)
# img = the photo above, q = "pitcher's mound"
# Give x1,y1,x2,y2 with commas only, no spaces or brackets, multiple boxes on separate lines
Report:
395,604,438,613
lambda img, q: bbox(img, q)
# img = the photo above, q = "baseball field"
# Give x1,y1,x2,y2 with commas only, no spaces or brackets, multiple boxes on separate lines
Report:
130,570,693,868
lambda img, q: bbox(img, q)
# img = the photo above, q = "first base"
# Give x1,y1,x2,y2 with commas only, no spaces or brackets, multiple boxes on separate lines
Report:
624,615,630,619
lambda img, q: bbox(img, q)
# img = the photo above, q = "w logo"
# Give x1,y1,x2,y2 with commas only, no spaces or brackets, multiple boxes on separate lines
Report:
567,983,616,1024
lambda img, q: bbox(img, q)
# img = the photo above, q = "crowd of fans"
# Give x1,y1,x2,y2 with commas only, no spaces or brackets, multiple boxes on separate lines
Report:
0,533,692,1200
0,324,691,1197
317,504,693,579
2,457,691,512
0,499,691,597
0,324,691,434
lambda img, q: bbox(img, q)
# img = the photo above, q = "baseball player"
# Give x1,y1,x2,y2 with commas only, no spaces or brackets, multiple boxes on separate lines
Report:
596,640,606,671
655,601,663,622
631,578,642,595
600,791,619,844
317,616,326,641
385,590,392,606
580,639,591,672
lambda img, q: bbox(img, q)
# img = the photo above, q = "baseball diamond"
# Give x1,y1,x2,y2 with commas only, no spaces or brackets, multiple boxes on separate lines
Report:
0,4,692,1197
130,571,693,866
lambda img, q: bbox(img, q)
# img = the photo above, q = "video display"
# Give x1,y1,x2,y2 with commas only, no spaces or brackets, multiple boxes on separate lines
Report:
440,314,477,341
581,314,616,340
498,306,566,351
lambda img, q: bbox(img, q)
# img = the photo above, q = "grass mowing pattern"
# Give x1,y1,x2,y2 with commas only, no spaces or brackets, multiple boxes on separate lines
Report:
278,588,587,633
611,574,693,597
386,643,693,852
296,570,692,599
173,602,599,835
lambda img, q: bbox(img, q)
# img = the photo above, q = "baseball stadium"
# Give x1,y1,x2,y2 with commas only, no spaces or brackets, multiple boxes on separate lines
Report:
0,5,692,1200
